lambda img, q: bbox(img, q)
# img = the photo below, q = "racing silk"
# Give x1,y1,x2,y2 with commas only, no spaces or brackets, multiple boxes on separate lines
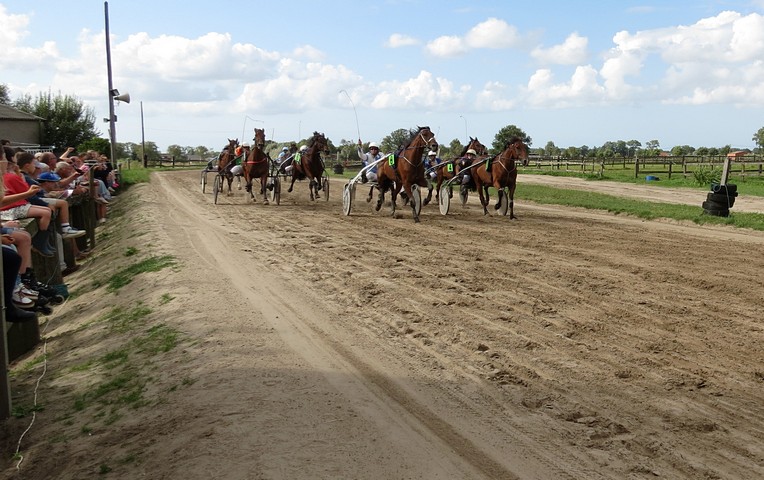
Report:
357,146,383,173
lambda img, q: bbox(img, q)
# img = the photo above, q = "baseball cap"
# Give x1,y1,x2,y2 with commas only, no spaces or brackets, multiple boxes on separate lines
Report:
37,171,62,182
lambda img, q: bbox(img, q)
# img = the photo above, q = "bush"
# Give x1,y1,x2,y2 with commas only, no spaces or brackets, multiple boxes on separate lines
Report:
332,164,344,174
692,165,721,186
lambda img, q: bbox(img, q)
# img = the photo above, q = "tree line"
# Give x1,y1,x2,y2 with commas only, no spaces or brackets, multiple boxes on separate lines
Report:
3,84,764,164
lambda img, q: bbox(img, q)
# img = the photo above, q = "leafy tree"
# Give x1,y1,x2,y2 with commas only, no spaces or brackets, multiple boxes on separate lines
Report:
491,125,531,154
626,140,642,157
0,83,10,104
753,127,764,151
78,137,110,155
166,144,186,161
380,128,411,154
695,147,709,156
544,141,560,157
13,91,99,149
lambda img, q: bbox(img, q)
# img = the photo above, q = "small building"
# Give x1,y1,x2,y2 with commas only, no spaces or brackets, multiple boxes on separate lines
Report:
0,104,44,146
726,151,747,159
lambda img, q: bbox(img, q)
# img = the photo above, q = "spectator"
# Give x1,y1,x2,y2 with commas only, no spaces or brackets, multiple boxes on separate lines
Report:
1,147,55,256
17,153,85,238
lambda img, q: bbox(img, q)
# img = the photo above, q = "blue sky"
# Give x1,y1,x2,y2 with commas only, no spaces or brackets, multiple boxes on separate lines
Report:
2,0,764,152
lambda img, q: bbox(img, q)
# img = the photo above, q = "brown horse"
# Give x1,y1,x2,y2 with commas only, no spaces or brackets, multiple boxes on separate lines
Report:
242,128,270,204
217,138,239,196
288,131,329,201
471,137,529,218
424,136,487,206
375,126,438,223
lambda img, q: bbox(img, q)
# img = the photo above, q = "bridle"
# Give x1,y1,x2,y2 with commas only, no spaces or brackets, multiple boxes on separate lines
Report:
398,130,437,167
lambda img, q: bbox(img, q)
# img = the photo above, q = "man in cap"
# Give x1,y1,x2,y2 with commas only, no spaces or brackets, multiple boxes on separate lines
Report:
356,140,383,183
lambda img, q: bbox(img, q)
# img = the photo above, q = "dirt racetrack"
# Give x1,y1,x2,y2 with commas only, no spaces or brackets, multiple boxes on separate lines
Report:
6,169,764,479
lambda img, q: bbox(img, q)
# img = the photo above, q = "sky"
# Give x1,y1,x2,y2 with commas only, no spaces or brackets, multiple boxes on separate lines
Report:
2,0,764,153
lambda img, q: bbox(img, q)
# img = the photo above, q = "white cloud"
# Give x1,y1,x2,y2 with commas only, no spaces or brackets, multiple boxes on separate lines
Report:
0,5,59,70
370,71,468,109
474,81,516,110
525,66,606,107
292,44,326,61
531,32,588,65
386,33,419,48
425,35,467,58
464,18,521,49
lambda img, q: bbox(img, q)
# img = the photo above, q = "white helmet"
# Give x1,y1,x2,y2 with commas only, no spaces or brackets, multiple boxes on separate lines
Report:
299,145,308,152
428,150,436,156
282,147,288,152
368,142,379,149
242,143,250,148
466,149,477,155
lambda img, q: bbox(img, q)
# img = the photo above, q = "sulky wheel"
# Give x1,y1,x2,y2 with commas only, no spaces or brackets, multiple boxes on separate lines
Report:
342,183,354,216
439,185,451,215
213,175,221,204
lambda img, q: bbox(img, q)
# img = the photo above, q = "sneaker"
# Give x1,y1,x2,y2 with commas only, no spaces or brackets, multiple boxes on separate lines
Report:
95,197,110,205
12,290,35,309
61,226,86,239
98,218,107,224
19,284,39,300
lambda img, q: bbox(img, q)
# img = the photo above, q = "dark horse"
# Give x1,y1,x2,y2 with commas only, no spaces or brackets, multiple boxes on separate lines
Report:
423,136,488,206
375,126,438,223
242,128,270,204
217,138,239,196
471,137,529,218
288,131,329,201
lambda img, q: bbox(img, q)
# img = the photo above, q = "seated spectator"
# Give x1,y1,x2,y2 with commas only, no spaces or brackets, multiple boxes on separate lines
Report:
1,147,54,256
55,160,108,224
1,147,37,322
17,153,85,239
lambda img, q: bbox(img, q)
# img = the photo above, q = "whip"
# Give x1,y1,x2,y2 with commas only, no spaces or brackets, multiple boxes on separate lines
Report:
339,89,361,141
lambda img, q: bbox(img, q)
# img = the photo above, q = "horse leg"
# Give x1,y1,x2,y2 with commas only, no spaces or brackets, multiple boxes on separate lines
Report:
261,177,269,205
476,181,489,215
366,186,374,203
509,184,516,219
375,186,385,212
288,174,297,193
313,178,321,200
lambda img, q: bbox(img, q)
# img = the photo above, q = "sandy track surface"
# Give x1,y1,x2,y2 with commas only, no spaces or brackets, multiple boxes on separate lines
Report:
6,170,763,479
152,171,764,479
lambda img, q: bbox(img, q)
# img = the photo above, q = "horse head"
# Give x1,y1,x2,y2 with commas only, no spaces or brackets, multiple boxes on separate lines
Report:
409,126,438,155
308,131,330,155
467,137,488,156
253,128,266,151
507,137,529,166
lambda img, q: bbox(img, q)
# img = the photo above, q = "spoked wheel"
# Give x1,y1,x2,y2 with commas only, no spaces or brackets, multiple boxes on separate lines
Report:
342,183,355,216
411,184,422,217
201,171,207,193
497,188,509,216
322,177,330,201
270,177,281,205
213,175,221,204
439,185,451,215
459,185,469,206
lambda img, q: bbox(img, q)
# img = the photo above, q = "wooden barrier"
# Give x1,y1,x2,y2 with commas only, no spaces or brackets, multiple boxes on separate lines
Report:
2,187,100,418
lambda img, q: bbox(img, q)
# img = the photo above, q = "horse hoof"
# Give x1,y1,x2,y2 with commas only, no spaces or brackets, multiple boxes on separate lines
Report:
375,203,382,212
366,196,372,203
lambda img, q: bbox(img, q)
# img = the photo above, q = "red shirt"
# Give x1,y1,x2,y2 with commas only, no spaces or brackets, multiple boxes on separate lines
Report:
2,172,30,210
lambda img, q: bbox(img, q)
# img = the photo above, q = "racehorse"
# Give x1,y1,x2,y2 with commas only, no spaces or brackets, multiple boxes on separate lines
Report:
471,137,529,218
242,128,270,204
217,138,239,196
423,136,488,206
374,126,438,223
288,131,329,201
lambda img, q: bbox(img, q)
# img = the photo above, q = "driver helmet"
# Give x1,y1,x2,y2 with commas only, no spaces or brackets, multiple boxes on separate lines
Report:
242,143,250,148
466,149,477,156
428,150,436,156
368,142,379,150
299,145,308,152
282,147,288,152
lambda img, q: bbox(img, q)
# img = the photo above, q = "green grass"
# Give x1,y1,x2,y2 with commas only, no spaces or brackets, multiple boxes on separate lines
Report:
518,165,764,196
106,255,177,292
518,184,764,230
